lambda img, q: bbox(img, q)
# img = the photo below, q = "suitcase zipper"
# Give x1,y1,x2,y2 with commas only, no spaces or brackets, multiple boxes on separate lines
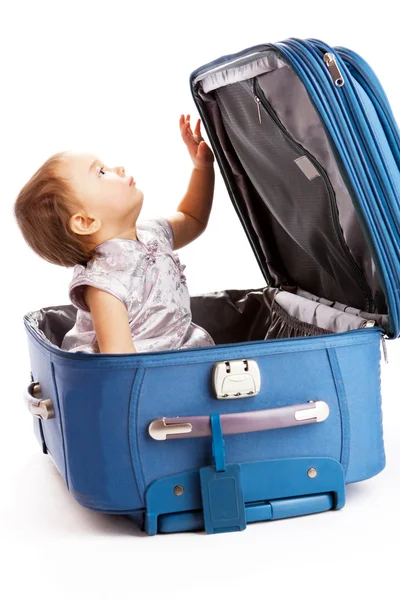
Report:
254,95,262,123
381,333,389,363
323,53,345,87
252,77,375,312
269,39,398,336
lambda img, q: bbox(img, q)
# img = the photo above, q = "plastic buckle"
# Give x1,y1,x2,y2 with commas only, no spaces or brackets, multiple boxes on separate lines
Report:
199,413,246,534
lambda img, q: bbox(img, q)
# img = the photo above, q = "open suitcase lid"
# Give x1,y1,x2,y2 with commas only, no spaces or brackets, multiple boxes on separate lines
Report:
189,38,400,340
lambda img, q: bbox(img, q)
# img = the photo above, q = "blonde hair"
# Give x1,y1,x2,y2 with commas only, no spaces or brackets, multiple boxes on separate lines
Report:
13,151,97,267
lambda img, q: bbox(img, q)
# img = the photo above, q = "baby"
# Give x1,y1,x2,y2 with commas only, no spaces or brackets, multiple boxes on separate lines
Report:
14,114,216,354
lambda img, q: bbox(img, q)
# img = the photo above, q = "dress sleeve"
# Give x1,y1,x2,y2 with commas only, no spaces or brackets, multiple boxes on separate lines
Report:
149,216,175,249
68,260,129,312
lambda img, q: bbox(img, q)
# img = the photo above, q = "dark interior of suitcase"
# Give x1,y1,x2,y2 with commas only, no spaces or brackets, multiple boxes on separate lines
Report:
26,49,389,352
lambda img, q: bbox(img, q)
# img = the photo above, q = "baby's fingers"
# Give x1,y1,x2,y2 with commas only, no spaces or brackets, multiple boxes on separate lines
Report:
194,118,201,136
180,114,192,133
180,117,196,142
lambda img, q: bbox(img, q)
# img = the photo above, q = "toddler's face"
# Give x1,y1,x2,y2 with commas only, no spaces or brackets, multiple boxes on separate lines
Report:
61,151,143,240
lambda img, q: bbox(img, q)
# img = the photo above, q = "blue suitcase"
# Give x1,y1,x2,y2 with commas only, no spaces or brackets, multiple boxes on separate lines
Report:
23,38,400,535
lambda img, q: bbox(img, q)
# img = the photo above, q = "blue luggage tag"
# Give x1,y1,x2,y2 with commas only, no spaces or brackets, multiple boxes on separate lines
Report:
199,413,246,534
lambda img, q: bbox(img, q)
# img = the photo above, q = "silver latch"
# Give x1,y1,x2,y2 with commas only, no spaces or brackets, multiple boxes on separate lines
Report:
294,400,330,422
213,359,261,399
148,418,193,441
25,382,55,420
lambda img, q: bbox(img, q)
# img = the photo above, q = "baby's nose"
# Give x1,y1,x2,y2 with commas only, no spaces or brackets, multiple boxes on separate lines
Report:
116,166,125,176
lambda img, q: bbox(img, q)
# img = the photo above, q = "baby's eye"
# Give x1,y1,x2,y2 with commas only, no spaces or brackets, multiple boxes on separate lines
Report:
98,167,106,177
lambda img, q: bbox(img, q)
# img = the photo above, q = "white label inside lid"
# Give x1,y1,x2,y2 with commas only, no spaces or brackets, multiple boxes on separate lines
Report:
294,156,320,180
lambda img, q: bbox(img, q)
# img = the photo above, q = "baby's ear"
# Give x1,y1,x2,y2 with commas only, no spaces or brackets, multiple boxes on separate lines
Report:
69,212,101,236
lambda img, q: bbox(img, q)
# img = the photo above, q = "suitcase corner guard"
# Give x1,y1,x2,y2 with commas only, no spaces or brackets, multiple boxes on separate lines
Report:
144,412,345,535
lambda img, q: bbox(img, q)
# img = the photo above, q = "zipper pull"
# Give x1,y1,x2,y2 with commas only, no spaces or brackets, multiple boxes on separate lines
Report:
323,53,345,87
254,95,262,124
381,334,389,364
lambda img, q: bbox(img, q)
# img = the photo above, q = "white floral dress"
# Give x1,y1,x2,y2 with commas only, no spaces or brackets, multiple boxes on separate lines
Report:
61,217,215,353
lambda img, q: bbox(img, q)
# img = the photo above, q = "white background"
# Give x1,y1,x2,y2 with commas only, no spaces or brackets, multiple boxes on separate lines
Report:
2,1,399,598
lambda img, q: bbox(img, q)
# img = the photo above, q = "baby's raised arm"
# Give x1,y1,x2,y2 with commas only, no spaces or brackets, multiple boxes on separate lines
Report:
83,286,137,354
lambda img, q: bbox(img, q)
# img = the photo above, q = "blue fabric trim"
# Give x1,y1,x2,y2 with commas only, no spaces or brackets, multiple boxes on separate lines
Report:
50,361,69,488
128,367,147,504
326,347,350,475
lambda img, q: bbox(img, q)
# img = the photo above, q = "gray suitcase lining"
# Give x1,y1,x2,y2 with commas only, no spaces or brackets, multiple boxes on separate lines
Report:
194,50,387,315
26,285,388,352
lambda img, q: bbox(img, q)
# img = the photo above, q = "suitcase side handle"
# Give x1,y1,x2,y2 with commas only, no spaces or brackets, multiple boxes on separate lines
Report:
148,400,329,441
25,382,55,420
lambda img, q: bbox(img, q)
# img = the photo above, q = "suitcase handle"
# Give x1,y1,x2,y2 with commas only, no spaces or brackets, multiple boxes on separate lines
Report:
148,400,329,440
25,381,55,420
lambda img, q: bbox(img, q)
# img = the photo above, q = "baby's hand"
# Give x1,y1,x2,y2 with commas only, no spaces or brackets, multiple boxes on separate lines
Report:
180,114,214,172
